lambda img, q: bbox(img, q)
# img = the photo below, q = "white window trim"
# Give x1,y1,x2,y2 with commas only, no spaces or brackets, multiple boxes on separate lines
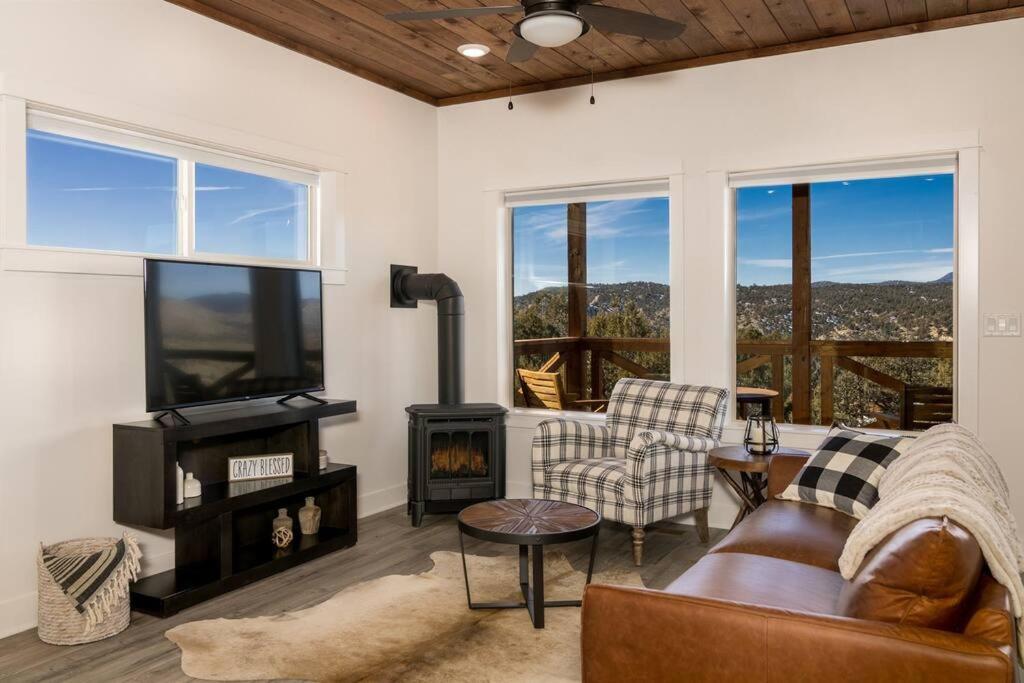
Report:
726,151,979,437
498,177,677,418
0,94,347,284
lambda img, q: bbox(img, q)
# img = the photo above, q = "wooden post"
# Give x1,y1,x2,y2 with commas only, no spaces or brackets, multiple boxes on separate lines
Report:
590,350,605,400
771,354,785,422
567,203,587,398
791,184,812,424
820,355,833,425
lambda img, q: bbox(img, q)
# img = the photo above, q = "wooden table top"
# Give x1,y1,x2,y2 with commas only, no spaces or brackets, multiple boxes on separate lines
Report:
735,387,780,400
458,499,600,545
709,445,811,473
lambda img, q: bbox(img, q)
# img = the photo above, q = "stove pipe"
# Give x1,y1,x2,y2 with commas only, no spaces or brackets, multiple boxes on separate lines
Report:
390,266,464,405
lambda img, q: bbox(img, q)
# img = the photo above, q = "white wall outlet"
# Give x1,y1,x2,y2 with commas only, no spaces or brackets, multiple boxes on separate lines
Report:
983,313,1021,337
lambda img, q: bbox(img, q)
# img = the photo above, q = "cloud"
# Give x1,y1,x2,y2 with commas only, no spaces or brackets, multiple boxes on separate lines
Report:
814,247,952,261
736,205,791,223
62,184,244,192
816,260,953,283
739,258,792,268
229,202,300,225
60,185,175,192
739,247,953,270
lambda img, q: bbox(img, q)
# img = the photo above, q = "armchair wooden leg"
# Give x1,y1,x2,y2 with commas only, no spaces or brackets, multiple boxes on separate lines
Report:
631,528,645,567
694,507,710,544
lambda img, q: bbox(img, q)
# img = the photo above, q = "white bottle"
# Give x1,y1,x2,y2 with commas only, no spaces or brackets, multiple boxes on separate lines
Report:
176,463,185,505
183,472,202,499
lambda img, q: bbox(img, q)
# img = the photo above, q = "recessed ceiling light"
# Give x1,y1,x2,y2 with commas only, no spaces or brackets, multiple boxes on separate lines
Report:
457,43,490,58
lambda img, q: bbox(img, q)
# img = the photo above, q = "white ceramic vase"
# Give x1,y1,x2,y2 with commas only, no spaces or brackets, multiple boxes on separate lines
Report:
183,472,202,499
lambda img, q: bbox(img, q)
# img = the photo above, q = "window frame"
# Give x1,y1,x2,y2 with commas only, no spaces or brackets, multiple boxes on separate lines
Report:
0,95,344,280
729,155,963,435
504,179,674,417
24,110,319,266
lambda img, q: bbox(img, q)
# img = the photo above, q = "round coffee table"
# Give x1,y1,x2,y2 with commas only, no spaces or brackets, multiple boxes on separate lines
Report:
709,445,810,528
457,499,600,629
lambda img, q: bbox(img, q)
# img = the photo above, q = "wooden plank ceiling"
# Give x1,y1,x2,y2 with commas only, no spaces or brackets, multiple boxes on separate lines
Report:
166,0,1024,105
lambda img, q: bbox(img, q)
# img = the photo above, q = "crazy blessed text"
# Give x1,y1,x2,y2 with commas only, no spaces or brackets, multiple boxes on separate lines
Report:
229,454,293,481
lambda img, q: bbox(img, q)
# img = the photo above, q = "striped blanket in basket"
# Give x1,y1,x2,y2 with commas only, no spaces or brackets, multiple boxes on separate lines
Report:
41,533,141,631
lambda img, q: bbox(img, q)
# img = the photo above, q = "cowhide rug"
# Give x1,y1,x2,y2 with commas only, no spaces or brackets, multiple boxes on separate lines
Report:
166,550,642,682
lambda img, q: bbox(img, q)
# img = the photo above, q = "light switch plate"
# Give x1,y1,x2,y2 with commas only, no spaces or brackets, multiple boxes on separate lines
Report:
984,313,1021,337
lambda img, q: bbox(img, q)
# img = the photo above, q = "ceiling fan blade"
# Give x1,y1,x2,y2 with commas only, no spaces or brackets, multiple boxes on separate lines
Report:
577,4,683,40
506,36,539,63
387,5,522,21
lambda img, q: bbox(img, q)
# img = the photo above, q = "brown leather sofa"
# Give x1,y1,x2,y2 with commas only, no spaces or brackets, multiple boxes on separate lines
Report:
581,453,1018,682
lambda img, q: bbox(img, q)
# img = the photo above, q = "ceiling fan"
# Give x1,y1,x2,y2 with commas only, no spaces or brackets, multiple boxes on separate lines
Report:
387,0,685,62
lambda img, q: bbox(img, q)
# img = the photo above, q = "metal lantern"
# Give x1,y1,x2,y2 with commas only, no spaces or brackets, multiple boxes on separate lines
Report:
744,414,780,455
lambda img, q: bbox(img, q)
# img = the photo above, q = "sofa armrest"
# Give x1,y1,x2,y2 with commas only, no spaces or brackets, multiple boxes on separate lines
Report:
581,584,1014,683
767,452,811,498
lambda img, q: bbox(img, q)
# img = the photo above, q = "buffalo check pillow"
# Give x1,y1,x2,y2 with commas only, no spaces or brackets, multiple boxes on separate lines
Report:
777,425,911,518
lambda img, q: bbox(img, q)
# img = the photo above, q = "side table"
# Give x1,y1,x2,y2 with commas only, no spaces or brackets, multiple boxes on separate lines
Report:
709,446,810,529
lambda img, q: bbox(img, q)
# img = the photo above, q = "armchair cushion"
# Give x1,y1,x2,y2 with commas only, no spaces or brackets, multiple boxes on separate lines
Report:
548,458,626,501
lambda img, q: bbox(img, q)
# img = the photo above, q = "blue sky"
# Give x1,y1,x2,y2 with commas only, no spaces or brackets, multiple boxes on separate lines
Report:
27,130,307,260
737,174,954,285
513,197,669,296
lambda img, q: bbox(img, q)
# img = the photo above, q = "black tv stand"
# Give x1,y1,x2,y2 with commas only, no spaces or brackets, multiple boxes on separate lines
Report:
114,398,358,617
277,392,328,405
154,409,191,426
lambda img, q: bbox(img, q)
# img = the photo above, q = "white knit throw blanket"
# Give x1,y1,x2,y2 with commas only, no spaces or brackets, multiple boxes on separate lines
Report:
838,423,1024,660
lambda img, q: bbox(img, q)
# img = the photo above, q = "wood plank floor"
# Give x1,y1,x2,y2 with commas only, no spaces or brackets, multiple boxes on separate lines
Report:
0,505,723,682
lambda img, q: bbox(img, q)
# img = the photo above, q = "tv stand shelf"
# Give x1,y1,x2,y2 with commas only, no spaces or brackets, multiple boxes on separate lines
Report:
113,399,357,617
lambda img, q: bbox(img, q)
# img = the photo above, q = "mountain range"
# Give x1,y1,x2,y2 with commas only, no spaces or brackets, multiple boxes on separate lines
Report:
514,273,952,342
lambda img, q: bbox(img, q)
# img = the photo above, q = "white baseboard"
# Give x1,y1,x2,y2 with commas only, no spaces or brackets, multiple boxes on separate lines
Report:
358,482,407,518
0,591,37,640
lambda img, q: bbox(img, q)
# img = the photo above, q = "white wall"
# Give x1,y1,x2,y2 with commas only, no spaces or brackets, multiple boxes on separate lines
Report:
437,20,1024,529
0,0,438,637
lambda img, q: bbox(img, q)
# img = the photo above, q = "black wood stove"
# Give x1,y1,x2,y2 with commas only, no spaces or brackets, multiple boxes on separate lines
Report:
391,265,506,527
406,403,506,527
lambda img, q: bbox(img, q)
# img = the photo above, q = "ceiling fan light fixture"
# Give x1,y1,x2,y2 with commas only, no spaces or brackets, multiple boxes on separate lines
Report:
457,43,491,58
519,13,584,48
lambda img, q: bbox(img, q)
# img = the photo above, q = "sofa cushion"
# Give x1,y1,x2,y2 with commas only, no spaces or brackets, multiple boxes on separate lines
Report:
665,552,844,615
710,501,859,571
837,517,983,630
777,426,911,518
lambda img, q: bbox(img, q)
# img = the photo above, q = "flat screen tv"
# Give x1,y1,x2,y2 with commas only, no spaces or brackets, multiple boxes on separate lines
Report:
144,259,324,412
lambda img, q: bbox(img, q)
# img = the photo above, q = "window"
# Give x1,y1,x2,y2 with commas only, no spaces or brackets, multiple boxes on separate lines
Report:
510,191,670,412
735,169,955,431
23,112,317,264
27,130,178,254
194,163,309,261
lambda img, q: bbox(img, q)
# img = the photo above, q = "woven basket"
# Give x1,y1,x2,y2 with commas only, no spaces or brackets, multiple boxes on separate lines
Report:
37,538,131,645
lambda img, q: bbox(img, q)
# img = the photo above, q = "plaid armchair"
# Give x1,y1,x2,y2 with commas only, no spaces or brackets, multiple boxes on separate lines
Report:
532,378,730,565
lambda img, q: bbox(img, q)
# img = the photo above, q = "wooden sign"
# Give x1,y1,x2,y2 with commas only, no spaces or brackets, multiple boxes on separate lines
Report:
228,453,294,482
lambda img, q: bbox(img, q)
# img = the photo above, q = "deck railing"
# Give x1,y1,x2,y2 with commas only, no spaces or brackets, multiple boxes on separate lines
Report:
513,336,669,406
513,336,953,429
737,339,953,429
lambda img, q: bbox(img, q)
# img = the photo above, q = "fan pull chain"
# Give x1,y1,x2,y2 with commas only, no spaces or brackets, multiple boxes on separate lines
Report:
507,81,514,111
589,70,596,105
